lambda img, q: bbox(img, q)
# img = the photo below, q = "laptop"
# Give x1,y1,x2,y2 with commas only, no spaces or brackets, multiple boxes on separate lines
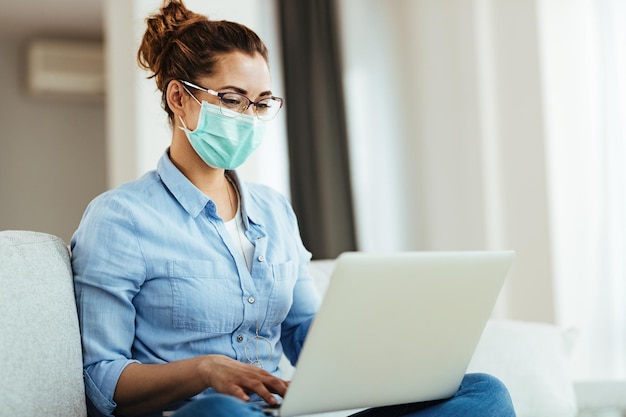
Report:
263,250,515,417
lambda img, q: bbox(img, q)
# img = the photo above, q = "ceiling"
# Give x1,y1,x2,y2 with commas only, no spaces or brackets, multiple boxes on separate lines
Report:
0,0,103,40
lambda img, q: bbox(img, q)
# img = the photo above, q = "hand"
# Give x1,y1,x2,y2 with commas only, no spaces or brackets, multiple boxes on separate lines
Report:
199,355,289,405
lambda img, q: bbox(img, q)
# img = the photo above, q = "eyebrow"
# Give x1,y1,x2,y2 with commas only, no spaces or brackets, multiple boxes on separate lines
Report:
220,85,273,97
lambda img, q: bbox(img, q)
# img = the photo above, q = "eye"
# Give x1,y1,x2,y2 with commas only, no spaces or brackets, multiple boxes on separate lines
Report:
255,99,275,113
220,93,246,109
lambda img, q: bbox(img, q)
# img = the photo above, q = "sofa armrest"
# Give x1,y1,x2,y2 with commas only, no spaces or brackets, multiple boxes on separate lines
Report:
0,231,86,417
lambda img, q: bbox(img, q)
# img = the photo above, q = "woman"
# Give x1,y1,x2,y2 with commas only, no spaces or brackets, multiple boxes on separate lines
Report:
71,1,516,417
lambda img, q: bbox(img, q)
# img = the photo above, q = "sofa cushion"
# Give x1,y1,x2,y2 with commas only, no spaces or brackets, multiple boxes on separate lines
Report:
0,231,86,417
467,319,578,417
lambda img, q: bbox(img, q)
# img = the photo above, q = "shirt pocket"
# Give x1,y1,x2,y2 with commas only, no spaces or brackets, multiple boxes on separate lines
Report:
168,260,243,334
266,260,299,326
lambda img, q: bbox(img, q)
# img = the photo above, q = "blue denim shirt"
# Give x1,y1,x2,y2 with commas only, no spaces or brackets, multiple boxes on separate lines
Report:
71,151,320,417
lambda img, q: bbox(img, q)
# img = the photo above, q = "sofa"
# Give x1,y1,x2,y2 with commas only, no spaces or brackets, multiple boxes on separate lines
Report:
0,230,623,417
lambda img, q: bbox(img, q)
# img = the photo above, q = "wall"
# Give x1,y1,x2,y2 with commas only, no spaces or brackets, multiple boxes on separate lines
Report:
0,37,106,244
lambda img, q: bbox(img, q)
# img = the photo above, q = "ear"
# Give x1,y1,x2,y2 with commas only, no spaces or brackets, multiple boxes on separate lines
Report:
166,80,187,119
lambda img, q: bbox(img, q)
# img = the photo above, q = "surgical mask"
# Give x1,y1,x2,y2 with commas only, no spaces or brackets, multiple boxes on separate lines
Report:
178,100,266,170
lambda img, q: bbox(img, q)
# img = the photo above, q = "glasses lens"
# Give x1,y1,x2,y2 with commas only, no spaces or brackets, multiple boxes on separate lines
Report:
255,98,283,121
219,93,249,118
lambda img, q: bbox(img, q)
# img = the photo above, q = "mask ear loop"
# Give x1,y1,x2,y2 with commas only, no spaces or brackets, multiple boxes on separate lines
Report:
180,82,202,105
177,116,189,133
178,82,202,132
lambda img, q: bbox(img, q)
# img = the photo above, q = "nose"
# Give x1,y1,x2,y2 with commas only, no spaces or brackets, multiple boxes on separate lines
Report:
243,103,256,117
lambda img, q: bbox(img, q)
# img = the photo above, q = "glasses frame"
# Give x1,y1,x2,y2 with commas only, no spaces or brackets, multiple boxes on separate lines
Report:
179,79,284,121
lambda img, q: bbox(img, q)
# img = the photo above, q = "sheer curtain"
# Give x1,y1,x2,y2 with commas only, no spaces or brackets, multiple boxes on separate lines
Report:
539,0,626,379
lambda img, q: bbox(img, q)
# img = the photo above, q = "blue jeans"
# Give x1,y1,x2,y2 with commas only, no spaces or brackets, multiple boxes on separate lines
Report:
172,373,516,417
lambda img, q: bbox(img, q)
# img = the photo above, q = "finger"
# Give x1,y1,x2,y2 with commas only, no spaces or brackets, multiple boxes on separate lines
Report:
222,384,251,403
263,376,289,397
244,379,278,405
242,367,289,394
252,367,289,395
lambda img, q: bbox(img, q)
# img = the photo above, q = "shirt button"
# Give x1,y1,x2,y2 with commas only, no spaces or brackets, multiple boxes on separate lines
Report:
257,255,265,262
237,335,244,343
248,296,256,304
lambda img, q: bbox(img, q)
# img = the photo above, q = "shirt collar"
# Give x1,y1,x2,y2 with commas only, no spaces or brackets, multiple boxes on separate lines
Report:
157,151,208,218
157,150,261,227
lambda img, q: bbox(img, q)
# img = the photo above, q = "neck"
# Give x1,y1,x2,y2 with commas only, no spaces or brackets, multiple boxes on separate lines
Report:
169,136,228,196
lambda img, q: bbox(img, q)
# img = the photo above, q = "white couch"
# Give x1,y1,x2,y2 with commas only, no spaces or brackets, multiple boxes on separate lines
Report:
0,230,623,417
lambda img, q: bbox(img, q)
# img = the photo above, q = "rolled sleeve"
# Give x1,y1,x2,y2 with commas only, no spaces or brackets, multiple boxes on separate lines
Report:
83,359,139,417
72,193,146,416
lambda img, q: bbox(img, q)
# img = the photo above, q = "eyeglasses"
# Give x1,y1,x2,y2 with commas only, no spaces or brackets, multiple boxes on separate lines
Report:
179,80,284,121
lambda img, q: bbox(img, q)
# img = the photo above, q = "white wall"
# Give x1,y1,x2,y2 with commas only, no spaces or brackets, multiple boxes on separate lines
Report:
0,37,106,243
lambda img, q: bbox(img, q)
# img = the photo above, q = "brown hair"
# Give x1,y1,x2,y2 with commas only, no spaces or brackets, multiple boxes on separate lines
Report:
137,0,269,121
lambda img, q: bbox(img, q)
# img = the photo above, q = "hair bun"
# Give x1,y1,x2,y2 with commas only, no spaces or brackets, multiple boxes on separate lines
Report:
159,0,197,29
137,0,205,90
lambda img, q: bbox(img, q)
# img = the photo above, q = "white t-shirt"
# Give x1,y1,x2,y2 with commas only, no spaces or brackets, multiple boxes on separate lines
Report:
224,205,254,271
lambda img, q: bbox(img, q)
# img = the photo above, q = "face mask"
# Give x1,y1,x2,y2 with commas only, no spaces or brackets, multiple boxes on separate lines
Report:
178,100,266,170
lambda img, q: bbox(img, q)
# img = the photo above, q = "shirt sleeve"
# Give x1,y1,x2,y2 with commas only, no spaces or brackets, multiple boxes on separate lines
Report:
278,198,321,365
71,193,145,417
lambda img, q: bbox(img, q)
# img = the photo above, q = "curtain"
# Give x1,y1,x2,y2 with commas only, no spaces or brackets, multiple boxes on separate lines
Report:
278,0,357,259
540,0,626,379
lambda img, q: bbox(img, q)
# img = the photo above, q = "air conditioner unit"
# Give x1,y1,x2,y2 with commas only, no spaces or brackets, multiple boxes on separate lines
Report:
26,39,105,100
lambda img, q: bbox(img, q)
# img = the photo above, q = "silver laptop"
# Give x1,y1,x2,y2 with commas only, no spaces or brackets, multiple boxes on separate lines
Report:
264,250,515,417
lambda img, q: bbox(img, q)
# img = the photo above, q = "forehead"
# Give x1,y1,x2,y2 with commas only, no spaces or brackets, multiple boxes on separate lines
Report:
202,51,271,92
